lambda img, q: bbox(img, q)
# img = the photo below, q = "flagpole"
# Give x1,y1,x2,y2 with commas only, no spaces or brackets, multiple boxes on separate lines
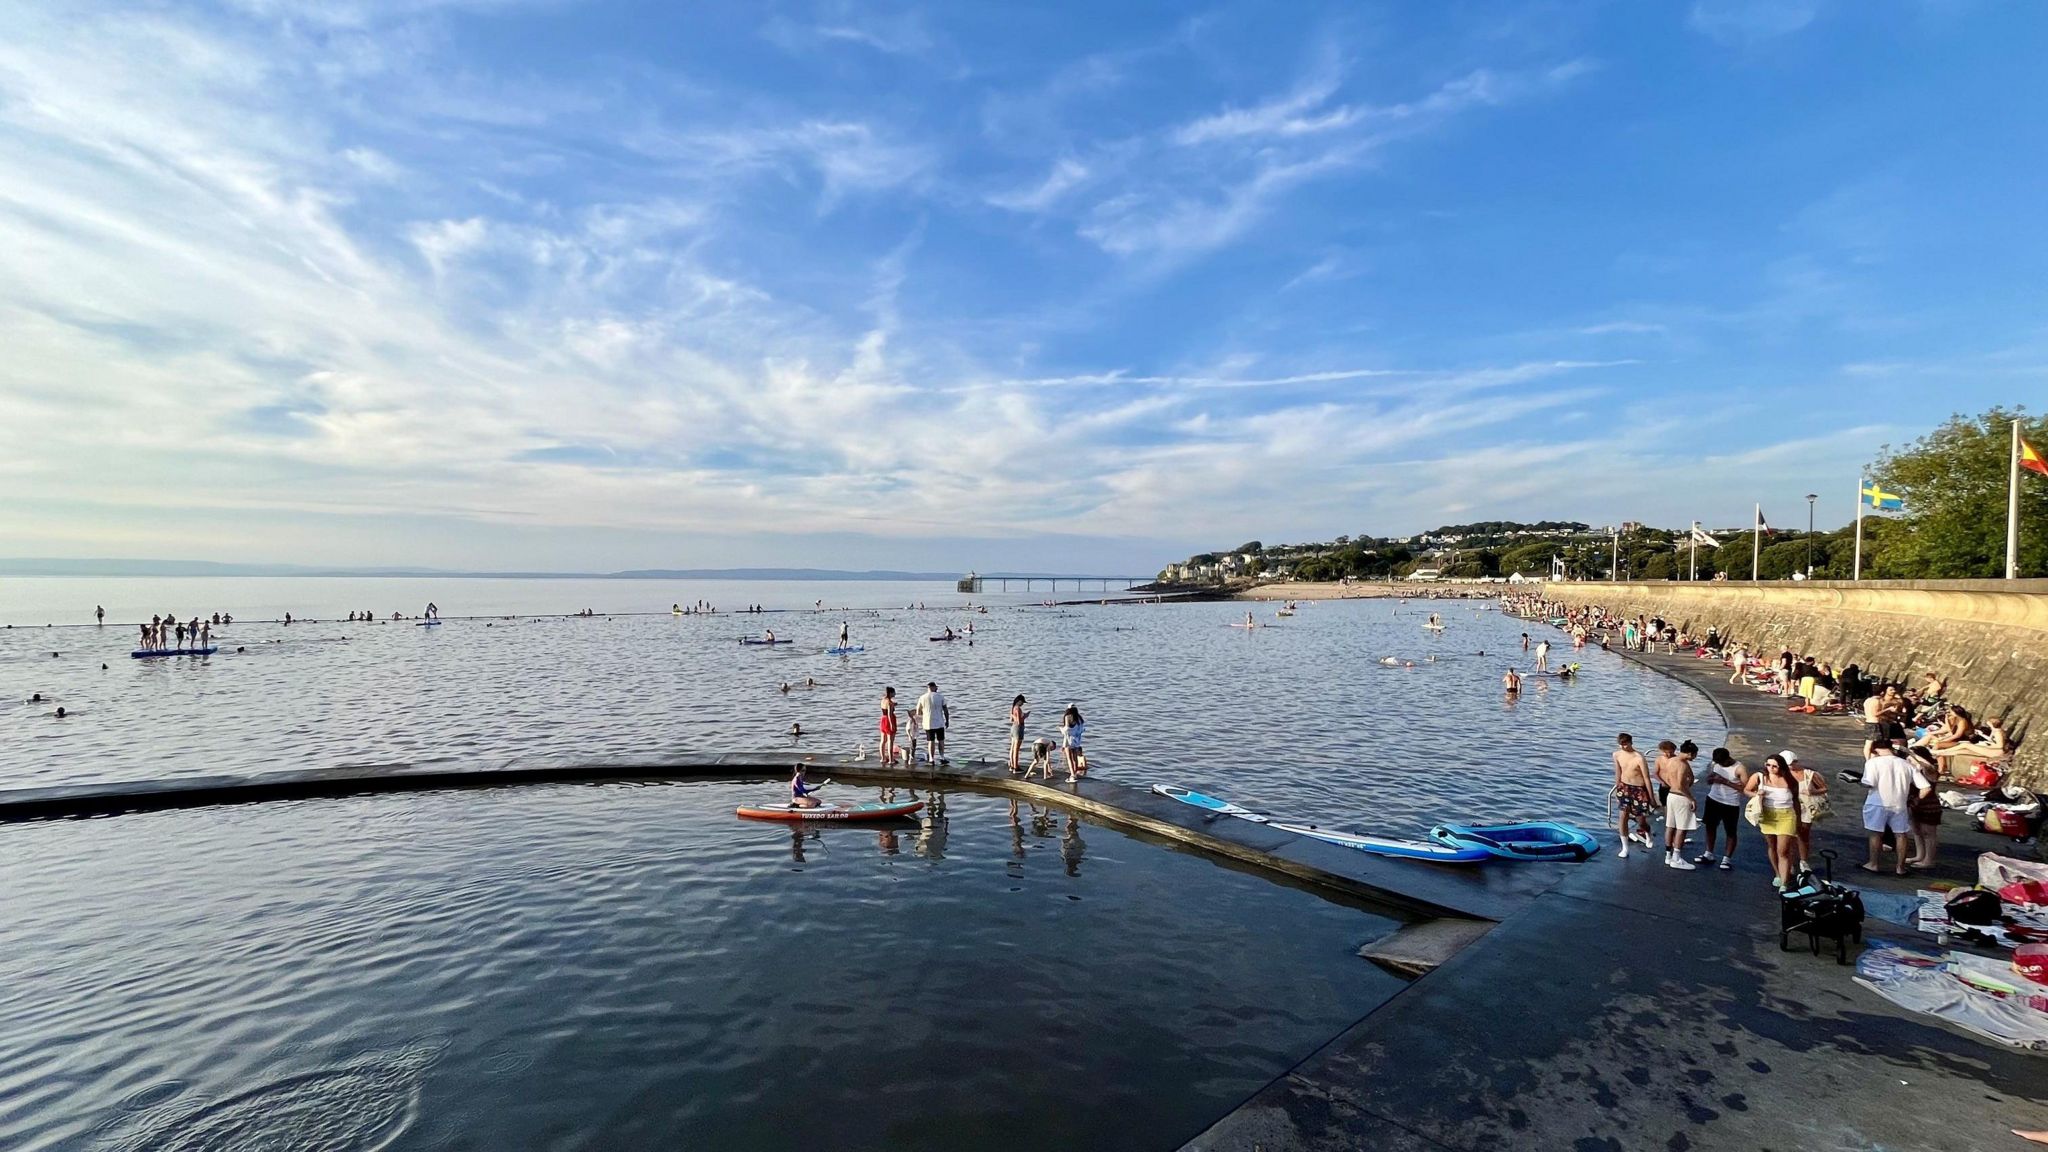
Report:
1689,522,1698,581
1752,504,1761,583
1853,474,1864,581
1611,528,1618,582
2009,419,2022,580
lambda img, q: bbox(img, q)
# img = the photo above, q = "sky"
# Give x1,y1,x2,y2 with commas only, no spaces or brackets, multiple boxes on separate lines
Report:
2,0,2044,574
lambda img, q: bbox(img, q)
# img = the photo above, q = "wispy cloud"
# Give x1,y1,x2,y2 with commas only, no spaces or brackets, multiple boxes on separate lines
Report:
987,157,1090,212
1687,0,1824,46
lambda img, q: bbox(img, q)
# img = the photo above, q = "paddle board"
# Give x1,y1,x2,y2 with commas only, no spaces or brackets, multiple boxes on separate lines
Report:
928,635,960,642
1271,821,1491,864
130,648,218,659
1152,784,1272,823
740,638,794,645
826,645,865,655
417,620,442,627
736,799,924,822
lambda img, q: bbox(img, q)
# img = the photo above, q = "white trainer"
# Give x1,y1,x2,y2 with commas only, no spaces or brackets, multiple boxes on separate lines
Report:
1668,857,1697,870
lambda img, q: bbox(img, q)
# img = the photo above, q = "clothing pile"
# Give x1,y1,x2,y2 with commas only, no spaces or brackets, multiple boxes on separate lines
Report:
1858,934,2048,1049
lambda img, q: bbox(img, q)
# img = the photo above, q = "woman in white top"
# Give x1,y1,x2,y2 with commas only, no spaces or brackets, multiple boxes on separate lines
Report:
1059,705,1088,782
1743,755,1801,890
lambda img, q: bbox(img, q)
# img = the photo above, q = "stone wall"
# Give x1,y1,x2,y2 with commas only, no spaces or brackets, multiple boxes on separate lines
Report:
1545,580,2048,786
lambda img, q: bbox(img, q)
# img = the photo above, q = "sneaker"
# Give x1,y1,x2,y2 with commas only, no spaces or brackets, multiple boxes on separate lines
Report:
1618,844,1630,859
1719,857,1732,871
1771,876,1785,889
1693,852,1716,865
1668,857,1697,871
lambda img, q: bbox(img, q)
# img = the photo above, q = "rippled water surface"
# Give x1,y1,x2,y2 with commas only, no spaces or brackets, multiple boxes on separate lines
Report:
0,578,1724,1149
3,577,1722,829
0,783,1402,1151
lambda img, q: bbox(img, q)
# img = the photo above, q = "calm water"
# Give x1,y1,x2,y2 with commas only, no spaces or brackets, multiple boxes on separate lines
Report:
0,783,1403,1151
1,577,1722,831
0,577,1722,1150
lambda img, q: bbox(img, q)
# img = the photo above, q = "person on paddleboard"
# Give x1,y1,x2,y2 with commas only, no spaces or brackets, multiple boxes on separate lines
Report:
838,620,850,647
790,765,823,809
425,602,438,619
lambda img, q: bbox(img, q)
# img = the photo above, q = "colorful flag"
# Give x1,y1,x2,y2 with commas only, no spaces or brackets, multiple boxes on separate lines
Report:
1756,509,1774,537
2024,436,2048,477
1860,484,1904,511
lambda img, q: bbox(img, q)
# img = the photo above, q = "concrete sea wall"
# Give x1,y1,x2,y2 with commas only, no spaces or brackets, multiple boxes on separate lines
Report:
1545,579,2048,785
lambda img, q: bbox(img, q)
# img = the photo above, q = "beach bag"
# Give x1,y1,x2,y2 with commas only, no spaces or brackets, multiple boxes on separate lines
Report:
1958,763,2004,789
1743,793,1764,827
2017,944,2048,987
1946,888,2003,926
2000,880,2048,909
1980,808,2035,837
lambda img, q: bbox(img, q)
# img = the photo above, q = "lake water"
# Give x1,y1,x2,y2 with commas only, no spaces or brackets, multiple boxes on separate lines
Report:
0,577,1722,832
0,576,1723,1150
0,783,1403,1151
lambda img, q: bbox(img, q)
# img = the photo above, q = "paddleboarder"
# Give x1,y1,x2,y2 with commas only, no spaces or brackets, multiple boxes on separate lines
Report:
789,765,823,809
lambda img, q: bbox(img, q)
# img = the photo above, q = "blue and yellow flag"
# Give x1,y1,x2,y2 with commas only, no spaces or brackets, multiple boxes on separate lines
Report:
1861,484,1904,511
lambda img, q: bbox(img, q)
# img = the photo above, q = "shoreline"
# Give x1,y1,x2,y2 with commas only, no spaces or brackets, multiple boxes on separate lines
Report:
1188,607,2048,1151
1231,581,1499,601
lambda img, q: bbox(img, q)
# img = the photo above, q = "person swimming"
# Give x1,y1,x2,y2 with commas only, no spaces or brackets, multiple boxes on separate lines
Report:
789,765,823,809
1503,669,1522,694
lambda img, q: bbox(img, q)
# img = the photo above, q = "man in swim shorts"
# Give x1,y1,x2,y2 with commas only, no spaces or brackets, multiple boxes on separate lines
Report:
1612,733,1655,858
1658,743,1699,870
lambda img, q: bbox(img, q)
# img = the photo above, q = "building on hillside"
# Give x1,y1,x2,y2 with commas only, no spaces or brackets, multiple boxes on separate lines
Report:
1405,568,1442,582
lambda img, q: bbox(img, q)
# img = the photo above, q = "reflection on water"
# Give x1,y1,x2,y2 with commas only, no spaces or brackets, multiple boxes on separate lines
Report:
0,580,1721,835
0,783,1402,1152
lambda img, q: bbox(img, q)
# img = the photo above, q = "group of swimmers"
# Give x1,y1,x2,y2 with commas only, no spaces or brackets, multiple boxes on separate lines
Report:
137,614,218,652
673,602,719,615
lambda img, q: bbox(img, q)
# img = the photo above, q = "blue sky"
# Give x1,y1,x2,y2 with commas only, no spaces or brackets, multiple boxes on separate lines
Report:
1,0,2043,572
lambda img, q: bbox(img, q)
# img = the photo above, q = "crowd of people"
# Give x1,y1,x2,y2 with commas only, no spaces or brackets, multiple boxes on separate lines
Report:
1507,592,2032,886
134,613,229,651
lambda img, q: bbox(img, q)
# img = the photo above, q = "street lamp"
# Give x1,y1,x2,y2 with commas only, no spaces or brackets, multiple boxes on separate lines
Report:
1805,493,1818,579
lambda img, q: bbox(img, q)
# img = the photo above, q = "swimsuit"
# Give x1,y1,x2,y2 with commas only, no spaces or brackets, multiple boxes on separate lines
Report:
1617,783,1654,819
879,708,896,737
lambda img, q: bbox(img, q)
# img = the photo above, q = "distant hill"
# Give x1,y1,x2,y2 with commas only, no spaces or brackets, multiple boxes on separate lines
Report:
0,558,961,581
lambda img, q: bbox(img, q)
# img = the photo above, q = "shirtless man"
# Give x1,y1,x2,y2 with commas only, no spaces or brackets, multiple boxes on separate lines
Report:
1657,743,1700,870
1612,733,1655,858
1862,686,1901,758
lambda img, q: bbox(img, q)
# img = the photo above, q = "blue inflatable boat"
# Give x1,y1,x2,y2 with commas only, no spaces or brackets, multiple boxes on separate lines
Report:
1429,821,1600,862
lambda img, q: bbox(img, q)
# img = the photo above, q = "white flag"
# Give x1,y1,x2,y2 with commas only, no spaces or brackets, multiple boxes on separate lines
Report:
1691,525,1719,547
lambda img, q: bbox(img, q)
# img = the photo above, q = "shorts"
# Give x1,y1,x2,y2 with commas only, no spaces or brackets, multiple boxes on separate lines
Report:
925,727,945,741
1864,722,1885,743
879,715,896,736
1617,784,1654,820
1703,798,1740,837
1863,804,1910,835
1665,794,1698,832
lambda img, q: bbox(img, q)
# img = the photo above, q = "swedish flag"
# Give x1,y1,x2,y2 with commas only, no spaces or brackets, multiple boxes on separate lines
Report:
1861,484,1904,511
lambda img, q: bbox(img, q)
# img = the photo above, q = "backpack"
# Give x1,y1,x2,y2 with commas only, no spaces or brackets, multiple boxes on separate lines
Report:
1946,888,2004,926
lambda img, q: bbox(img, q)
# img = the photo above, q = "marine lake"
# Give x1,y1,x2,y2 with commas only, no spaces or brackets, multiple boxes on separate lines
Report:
0,576,1722,1149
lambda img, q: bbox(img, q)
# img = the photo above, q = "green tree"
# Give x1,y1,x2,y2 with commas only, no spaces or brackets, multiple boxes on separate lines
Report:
1869,407,2048,578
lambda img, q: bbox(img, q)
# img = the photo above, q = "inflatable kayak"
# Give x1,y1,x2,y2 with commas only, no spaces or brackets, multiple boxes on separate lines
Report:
740,638,794,645
736,799,924,821
1430,821,1600,862
1152,784,1271,823
826,645,865,655
1271,822,1492,864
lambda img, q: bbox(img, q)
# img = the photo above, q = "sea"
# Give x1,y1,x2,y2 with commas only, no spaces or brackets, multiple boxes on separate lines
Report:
0,576,1721,1150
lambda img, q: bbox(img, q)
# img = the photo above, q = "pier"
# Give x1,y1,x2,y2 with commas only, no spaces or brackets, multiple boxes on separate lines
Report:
958,572,1148,593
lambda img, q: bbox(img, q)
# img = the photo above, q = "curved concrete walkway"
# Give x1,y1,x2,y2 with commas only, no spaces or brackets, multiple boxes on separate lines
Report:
1183,626,2048,1152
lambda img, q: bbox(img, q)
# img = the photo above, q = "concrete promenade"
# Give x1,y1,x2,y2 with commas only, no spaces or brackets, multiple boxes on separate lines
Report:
1184,637,2048,1151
